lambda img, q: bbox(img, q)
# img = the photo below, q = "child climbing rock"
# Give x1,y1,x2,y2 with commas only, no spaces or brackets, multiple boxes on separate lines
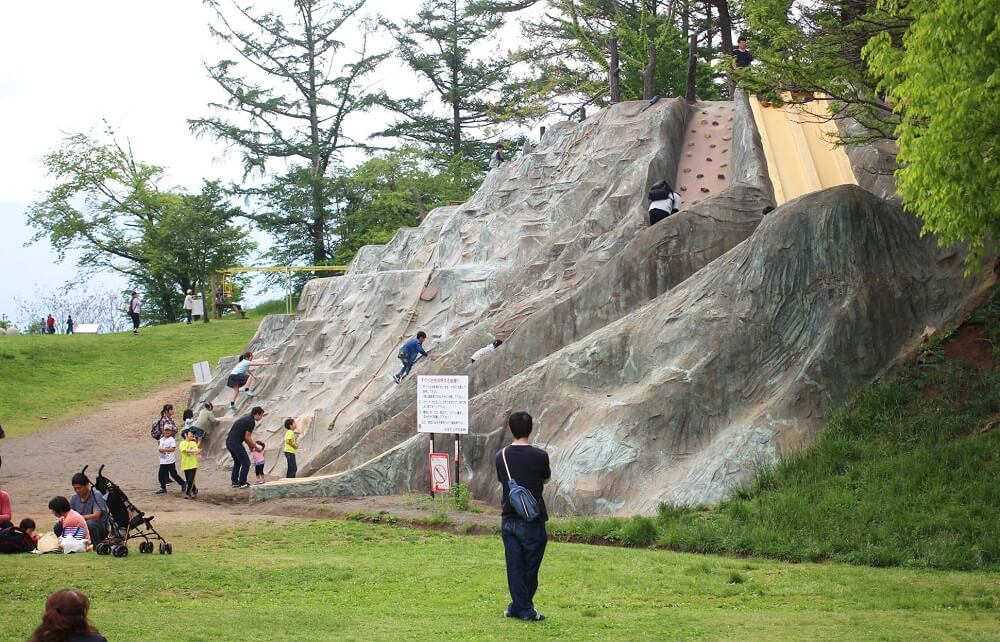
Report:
648,180,682,225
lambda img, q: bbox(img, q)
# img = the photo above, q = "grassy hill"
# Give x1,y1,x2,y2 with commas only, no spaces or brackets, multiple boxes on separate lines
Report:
550,285,1000,570
0,319,259,438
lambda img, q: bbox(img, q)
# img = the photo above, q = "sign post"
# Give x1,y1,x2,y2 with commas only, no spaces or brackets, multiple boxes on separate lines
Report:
417,375,469,498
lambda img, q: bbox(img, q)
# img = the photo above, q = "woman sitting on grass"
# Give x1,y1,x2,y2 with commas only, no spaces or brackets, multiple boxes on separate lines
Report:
28,589,107,642
227,351,274,413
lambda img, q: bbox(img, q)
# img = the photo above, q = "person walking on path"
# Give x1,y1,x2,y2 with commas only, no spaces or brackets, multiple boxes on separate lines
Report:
46,315,56,335
179,428,201,498
496,411,550,622
488,143,506,170
156,425,186,495
183,289,194,324
227,352,274,412
227,407,264,489
471,339,503,364
393,331,429,384
128,292,141,334
283,417,299,479
66,315,74,335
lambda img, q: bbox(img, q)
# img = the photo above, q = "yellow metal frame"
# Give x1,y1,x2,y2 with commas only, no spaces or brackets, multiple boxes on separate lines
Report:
216,265,349,315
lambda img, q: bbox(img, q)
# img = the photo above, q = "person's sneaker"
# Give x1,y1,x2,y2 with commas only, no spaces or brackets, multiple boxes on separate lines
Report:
193,488,199,497
503,609,512,618
155,489,167,495
165,479,173,485
239,483,252,489
523,613,545,622
243,388,254,398
392,374,401,384
180,483,188,494
229,402,236,411
231,483,241,488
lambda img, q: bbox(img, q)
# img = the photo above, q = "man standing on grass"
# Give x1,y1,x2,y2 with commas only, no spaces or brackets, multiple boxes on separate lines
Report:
183,289,194,324
496,411,550,622
227,406,264,489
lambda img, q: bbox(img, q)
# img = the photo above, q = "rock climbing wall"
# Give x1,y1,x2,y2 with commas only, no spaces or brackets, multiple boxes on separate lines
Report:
194,92,987,515
674,102,737,208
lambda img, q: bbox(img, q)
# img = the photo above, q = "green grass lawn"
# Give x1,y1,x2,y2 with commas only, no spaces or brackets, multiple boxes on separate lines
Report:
0,320,258,438
2,519,997,641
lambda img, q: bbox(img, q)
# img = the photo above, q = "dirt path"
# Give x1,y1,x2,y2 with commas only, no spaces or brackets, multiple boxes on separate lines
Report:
0,384,499,532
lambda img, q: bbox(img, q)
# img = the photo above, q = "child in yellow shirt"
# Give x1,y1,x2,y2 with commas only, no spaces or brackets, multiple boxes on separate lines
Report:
283,418,299,479
179,429,201,499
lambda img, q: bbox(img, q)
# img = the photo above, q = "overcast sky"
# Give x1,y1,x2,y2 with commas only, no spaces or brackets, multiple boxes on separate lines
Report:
0,0,532,325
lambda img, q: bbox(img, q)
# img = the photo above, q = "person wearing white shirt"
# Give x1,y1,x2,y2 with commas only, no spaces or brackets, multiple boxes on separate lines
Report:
471,339,503,363
183,290,194,324
648,180,682,225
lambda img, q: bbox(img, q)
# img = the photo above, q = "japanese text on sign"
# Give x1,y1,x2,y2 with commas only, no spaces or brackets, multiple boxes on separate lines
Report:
417,375,469,434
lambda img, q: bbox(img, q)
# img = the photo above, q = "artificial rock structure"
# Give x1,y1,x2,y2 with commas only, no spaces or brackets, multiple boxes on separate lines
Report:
194,93,984,514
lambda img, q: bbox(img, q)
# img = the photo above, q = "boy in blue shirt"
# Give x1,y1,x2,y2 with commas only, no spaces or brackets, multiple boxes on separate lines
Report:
392,331,428,384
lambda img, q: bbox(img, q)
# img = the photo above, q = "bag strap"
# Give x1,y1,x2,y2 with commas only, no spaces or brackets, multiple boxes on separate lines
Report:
501,446,514,482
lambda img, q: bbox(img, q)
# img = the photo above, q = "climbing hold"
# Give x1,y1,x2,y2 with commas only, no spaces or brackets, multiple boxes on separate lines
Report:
680,186,688,191
706,157,713,162
691,130,697,134
709,144,716,149
722,149,728,154
700,187,710,193
686,153,693,158
722,136,732,141
696,173,704,179
688,142,695,147
717,174,726,180
704,133,712,139
683,167,692,173
720,163,729,168
702,110,708,114
712,121,719,126
701,119,708,124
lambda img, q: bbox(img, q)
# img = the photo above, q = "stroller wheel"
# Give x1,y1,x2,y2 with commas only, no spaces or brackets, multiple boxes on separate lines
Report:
165,543,173,555
95,542,111,555
138,541,148,554
158,542,165,554
112,544,128,557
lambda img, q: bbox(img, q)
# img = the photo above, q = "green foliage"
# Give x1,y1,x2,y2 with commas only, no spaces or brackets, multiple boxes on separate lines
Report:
380,0,518,165
451,483,472,511
1,519,996,640
0,318,258,438
26,131,251,323
864,0,1000,267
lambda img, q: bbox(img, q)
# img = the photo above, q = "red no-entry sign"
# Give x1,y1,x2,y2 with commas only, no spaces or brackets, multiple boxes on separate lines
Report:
429,452,451,493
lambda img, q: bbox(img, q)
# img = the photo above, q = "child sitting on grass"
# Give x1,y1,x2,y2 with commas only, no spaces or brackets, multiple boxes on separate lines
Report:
252,441,266,485
19,518,38,544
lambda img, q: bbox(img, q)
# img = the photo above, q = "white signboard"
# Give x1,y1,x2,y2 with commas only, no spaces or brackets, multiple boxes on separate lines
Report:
191,295,205,317
417,375,469,434
193,361,212,385
75,324,100,334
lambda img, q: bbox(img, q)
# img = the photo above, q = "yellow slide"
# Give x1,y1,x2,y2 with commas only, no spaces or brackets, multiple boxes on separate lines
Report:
749,95,857,205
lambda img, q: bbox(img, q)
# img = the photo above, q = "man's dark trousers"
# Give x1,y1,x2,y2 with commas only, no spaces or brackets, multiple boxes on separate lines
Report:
501,517,547,619
227,443,251,485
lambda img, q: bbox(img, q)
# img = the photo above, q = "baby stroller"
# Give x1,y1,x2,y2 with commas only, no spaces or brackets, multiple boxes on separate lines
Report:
91,465,173,556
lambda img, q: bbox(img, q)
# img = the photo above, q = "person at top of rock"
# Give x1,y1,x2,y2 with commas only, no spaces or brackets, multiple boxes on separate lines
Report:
648,180,682,225
733,35,753,69
393,331,429,384
488,143,506,170
471,339,503,364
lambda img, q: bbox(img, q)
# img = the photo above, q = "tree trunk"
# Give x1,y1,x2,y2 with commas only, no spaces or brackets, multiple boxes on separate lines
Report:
304,3,327,267
411,187,427,222
710,0,735,99
451,0,462,159
609,37,621,103
642,0,657,100
686,32,698,103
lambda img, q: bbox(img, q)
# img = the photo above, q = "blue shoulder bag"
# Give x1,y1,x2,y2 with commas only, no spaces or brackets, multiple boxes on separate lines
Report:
501,447,541,522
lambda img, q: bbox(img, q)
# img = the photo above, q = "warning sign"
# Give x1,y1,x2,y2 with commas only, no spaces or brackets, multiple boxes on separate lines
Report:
429,452,451,493
417,375,469,434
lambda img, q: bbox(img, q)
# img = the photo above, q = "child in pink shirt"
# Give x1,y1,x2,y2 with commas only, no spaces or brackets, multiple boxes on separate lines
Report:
252,441,266,485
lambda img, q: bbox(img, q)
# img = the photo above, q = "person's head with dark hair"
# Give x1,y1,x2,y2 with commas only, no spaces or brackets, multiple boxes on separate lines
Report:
28,589,101,642
181,428,193,440
416,331,427,341
182,408,194,421
738,35,748,47
495,143,504,150
20,517,36,533
70,472,93,503
70,472,89,488
48,496,71,517
508,411,533,440
255,440,265,451
160,403,173,419
203,401,214,411
493,339,503,349
242,351,254,361
284,417,295,430
251,406,265,420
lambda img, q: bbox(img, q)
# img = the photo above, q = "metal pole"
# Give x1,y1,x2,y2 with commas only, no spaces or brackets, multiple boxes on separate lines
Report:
454,434,460,488
429,433,435,498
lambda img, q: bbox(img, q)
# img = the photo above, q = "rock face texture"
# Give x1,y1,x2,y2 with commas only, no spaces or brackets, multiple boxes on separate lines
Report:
194,95,983,514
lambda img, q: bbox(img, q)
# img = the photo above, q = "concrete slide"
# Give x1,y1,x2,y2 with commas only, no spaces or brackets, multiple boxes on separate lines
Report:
748,95,858,205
